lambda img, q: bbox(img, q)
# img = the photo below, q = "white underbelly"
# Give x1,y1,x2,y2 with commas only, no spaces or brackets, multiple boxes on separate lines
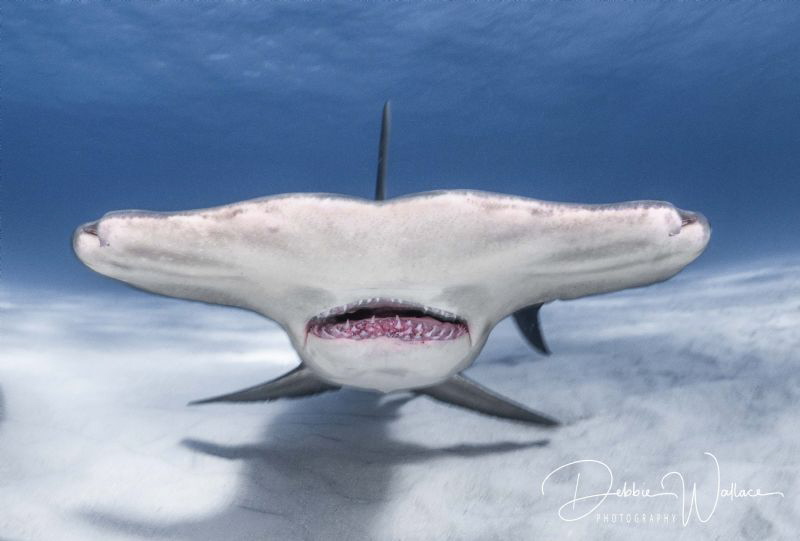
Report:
301,334,475,392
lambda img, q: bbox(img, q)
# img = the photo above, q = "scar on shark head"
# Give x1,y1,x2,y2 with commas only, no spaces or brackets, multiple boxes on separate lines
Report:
73,102,710,426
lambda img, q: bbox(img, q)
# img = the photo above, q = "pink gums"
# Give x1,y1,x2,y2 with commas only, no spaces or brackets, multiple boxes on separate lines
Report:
309,316,467,341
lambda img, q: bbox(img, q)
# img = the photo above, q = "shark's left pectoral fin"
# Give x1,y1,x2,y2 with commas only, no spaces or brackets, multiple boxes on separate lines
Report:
188,364,340,405
513,303,551,355
417,374,559,426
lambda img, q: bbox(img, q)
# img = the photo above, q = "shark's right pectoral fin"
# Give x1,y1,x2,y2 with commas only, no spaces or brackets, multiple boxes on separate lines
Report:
188,364,340,405
417,373,559,426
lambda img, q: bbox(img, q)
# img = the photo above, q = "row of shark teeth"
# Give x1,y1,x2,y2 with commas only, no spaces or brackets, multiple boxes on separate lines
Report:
309,316,468,341
310,298,461,323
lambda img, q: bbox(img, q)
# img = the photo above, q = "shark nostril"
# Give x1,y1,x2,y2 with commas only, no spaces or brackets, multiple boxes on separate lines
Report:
678,210,698,227
82,223,99,236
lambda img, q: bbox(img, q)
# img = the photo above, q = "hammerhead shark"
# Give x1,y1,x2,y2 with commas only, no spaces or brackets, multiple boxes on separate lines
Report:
73,103,710,425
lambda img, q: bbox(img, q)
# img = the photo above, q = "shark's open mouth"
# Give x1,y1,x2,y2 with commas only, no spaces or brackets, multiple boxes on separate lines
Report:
307,298,468,341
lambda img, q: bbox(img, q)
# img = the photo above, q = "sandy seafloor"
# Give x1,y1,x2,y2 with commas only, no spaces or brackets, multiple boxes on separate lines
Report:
1,257,798,540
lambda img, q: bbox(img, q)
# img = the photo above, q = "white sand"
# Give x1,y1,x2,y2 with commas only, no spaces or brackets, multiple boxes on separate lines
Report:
1,257,798,540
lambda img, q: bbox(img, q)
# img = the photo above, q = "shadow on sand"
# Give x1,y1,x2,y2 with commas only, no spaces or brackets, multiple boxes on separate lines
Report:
81,389,548,540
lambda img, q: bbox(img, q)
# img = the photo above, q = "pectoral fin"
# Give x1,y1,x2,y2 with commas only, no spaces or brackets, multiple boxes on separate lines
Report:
417,373,559,426
188,365,339,405
513,303,551,355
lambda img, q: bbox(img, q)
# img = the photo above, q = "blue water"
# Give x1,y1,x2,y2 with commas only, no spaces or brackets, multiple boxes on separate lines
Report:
3,2,799,290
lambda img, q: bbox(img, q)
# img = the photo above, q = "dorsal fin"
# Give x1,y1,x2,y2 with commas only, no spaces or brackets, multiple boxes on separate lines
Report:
375,101,391,201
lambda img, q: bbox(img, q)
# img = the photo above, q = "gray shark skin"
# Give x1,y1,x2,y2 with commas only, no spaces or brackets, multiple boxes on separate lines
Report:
72,104,710,425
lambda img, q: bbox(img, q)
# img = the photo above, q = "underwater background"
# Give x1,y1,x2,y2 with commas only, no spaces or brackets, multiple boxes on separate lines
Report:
3,1,800,289
2,2,799,540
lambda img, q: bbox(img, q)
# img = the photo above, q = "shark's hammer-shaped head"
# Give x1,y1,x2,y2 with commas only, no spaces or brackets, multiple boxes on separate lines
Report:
73,191,710,393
